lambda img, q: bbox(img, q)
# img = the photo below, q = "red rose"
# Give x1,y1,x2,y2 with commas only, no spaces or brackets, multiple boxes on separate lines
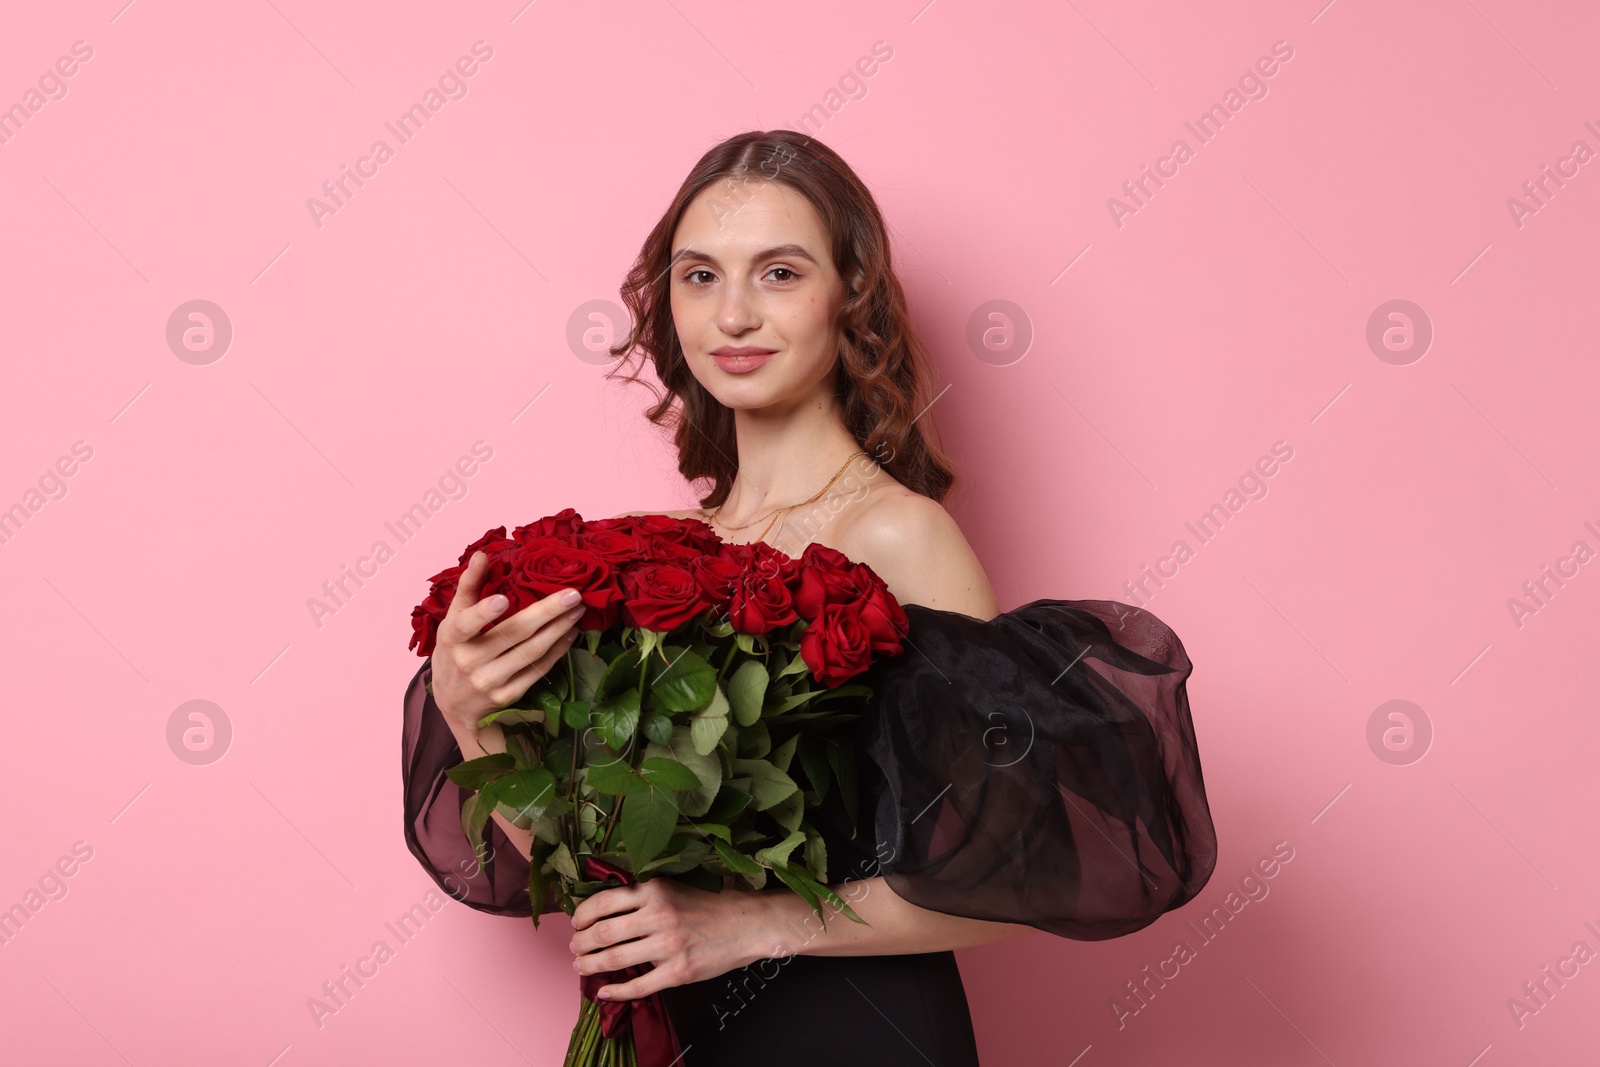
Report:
506,539,623,630
646,538,705,565
512,507,584,544
409,594,448,657
621,563,710,632
627,514,722,553
853,570,909,654
794,542,861,620
457,526,516,568
411,562,469,656
727,568,798,634
799,601,875,687
692,552,746,612
574,526,650,567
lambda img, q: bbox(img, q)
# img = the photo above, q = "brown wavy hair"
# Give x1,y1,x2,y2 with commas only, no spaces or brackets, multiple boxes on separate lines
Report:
606,129,956,507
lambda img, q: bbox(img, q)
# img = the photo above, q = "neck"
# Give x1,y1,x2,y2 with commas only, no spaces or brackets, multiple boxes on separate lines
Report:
718,378,862,519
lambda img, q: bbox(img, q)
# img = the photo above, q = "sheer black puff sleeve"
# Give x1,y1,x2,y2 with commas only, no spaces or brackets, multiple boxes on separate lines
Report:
861,599,1218,941
402,659,558,918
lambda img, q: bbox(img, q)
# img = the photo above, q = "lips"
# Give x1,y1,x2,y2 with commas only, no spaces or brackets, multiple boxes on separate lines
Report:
710,349,776,374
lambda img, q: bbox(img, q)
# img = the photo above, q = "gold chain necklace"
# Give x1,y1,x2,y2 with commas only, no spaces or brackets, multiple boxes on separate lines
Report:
704,450,868,543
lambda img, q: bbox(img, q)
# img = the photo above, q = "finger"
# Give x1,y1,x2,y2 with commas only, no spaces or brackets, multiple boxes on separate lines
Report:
571,885,642,933
476,600,584,689
570,907,649,956
575,933,661,978
480,588,586,656
595,966,676,1003
484,623,582,708
441,551,509,644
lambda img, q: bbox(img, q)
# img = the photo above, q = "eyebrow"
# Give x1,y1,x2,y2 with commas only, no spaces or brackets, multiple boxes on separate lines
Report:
668,243,820,268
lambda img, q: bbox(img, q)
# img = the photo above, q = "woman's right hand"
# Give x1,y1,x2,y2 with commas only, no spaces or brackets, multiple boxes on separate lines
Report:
428,550,587,731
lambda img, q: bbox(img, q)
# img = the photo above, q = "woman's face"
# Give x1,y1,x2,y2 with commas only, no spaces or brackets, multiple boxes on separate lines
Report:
669,179,847,412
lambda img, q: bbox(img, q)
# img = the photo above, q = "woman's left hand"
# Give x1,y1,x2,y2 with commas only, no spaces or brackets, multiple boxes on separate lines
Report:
569,878,784,1001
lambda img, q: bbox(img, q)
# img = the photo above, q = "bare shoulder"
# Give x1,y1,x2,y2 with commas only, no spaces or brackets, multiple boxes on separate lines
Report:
835,487,1000,621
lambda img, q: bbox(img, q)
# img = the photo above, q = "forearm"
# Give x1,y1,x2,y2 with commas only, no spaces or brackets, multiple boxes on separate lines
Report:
441,714,536,864
748,875,1030,960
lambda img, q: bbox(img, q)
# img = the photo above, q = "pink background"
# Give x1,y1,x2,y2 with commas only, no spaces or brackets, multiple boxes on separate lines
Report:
2,1,1597,1063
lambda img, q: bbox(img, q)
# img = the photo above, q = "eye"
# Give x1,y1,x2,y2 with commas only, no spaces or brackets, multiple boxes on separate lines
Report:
766,266,801,283
681,268,715,287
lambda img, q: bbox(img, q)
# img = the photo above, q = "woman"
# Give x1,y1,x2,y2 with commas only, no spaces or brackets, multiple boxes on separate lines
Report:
403,130,1217,1065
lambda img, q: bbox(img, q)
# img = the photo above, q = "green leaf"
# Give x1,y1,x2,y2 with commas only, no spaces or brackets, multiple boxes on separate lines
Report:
640,710,674,745
621,785,679,871
754,829,805,870
702,785,752,824
494,769,557,823
476,706,545,728
777,862,866,926
767,787,804,832
569,647,606,701
727,660,769,727
804,827,828,882
687,821,733,843
775,652,810,680
549,841,580,882
461,785,496,867
689,686,730,755
528,839,555,929
769,859,821,914
798,734,832,803
562,700,592,731
731,758,798,811
769,732,799,774
710,836,761,876
585,757,648,795
652,649,718,712
444,752,515,791
597,646,644,700
701,618,734,638
738,719,771,759
639,756,703,791
734,632,764,655
643,725,722,817
828,738,858,838
770,683,870,715
593,689,641,750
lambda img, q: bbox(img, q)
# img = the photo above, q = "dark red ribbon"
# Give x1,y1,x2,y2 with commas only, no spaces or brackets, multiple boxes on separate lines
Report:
576,855,684,1067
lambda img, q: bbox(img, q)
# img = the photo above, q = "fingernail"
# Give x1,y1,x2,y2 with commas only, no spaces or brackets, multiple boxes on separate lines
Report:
486,595,507,612
572,958,582,972
565,606,584,620
560,589,582,606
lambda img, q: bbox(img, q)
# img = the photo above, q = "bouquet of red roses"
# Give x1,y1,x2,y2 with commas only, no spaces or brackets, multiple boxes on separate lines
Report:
408,508,909,1067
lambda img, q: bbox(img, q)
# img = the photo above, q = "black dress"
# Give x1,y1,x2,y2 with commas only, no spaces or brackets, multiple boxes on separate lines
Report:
401,599,1218,1066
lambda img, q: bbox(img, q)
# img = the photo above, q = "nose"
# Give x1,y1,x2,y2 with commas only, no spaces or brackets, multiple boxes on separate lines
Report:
716,274,760,335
